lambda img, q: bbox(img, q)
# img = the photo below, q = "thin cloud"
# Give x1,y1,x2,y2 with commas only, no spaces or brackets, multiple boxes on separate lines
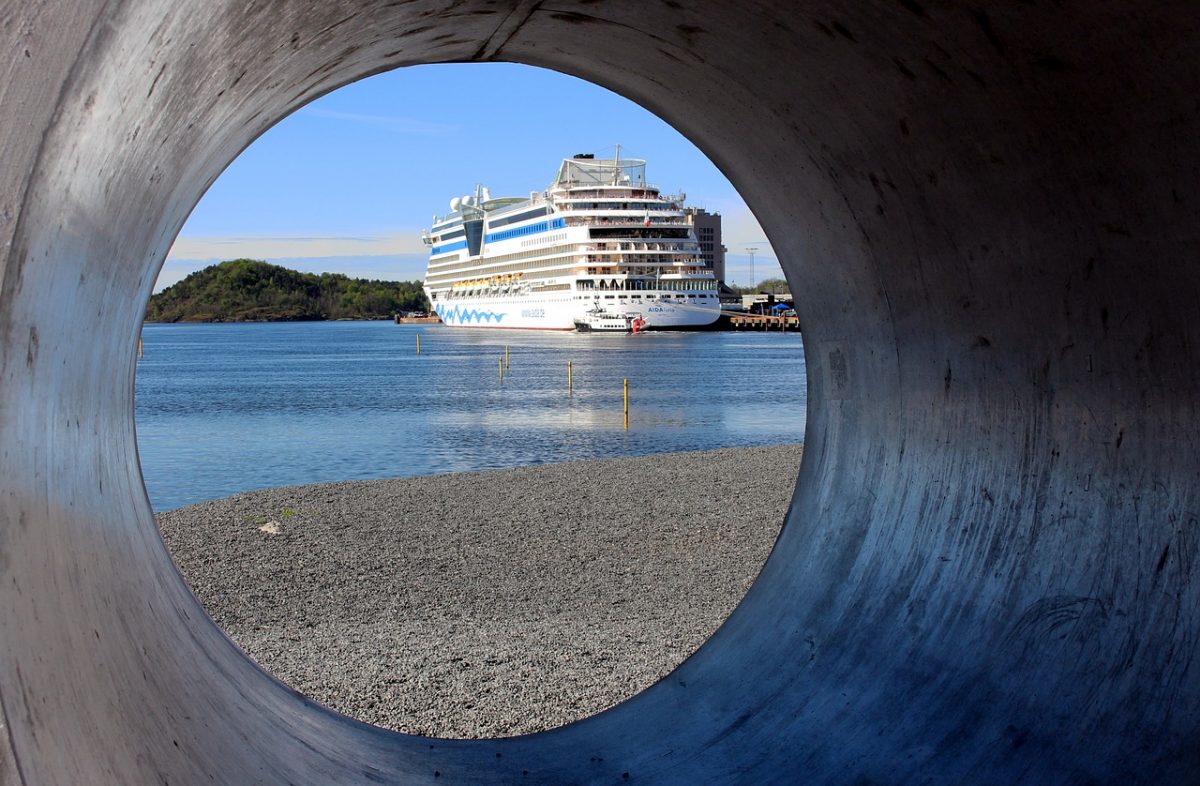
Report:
168,232,428,260
181,235,379,244
301,107,460,137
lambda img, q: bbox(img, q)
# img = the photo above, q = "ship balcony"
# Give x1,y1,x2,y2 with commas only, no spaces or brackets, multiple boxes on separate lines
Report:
584,253,698,264
555,205,681,214
558,185,660,196
584,254,684,264
564,216,687,227
584,243,691,253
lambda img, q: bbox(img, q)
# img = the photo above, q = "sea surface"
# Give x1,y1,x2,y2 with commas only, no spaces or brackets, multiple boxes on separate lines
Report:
135,320,806,511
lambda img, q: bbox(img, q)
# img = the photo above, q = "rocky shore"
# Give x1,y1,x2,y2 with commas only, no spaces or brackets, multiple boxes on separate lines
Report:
158,444,801,739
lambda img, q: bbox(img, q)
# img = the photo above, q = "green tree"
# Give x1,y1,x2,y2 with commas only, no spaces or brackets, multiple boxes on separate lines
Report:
145,259,429,322
753,277,790,294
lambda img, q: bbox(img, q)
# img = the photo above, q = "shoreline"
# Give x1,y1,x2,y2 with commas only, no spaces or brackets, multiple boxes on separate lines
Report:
158,443,802,738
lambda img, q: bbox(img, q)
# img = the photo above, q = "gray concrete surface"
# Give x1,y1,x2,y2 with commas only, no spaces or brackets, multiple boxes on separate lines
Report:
1,1,1197,784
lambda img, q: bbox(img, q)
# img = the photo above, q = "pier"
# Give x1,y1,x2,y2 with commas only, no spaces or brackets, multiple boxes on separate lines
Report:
723,313,799,331
394,312,441,324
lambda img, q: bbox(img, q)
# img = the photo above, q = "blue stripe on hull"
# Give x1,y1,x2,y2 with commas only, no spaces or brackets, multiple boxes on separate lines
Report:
483,217,565,244
430,240,468,255
433,303,508,325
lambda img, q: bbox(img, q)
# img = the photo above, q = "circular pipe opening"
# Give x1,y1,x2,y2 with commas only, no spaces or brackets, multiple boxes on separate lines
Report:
138,63,806,740
2,3,1196,783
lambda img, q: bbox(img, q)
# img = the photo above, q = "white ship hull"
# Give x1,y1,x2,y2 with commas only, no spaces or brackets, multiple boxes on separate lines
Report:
433,290,720,330
422,152,722,332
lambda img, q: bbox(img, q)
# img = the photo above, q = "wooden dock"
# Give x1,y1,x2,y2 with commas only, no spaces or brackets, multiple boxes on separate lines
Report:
724,313,800,331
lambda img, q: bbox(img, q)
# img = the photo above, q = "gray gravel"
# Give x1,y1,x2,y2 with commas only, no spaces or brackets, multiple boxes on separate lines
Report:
158,444,802,739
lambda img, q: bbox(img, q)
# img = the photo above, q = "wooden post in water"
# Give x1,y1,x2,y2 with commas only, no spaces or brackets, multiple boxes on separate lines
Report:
623,378,629,430
568,360,573,394
499,356,504,382
137,335,143,359
504,345,509,369
416,333,421,355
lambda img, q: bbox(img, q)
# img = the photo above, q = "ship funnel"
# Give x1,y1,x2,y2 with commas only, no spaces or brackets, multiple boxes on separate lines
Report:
481,186,491,202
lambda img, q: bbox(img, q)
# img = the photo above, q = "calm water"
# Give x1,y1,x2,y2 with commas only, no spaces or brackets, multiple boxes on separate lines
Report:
135,321,806,510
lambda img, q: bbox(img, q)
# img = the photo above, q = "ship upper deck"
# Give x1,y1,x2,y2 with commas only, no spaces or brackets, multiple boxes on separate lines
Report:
553,156,647,189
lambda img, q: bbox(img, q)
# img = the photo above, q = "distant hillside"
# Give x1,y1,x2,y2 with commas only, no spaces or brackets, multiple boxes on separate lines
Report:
146,259,429,322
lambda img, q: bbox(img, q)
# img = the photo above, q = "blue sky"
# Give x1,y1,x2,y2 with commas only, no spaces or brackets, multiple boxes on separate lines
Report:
161,63,780,291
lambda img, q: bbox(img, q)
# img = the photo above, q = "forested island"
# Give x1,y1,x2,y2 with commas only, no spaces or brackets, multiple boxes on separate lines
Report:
145,259,429,322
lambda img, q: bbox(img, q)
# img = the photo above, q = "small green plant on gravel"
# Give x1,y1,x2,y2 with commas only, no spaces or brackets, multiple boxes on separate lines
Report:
280,507,297,518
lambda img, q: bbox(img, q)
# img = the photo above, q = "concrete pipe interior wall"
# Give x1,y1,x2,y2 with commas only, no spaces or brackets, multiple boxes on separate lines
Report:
2,1,1197,783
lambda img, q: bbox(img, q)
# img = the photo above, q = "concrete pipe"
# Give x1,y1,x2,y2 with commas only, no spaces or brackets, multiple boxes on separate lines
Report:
1,1,1197,783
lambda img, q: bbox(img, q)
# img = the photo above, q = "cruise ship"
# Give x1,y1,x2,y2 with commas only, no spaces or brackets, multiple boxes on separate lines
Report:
422,152,721,330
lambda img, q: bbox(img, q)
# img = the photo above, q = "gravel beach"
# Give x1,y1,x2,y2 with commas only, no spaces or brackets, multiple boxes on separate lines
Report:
158,444,801,739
